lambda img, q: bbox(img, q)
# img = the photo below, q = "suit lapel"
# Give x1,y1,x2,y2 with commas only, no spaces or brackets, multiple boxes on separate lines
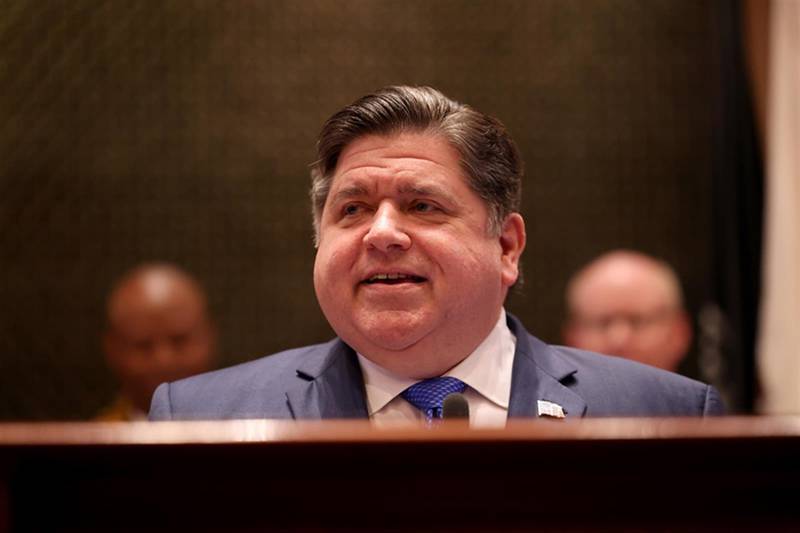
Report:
285,316,586,420
284,339,369,419
507,315,587,419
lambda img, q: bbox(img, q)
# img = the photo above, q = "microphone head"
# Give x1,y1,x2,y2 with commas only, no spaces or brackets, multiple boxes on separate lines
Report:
442,392,470,420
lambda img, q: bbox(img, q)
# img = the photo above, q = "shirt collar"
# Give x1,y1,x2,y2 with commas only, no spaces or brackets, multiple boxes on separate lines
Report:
356,309,516,415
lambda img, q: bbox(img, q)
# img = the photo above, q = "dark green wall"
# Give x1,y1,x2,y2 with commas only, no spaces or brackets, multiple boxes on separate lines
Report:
0,0,716,419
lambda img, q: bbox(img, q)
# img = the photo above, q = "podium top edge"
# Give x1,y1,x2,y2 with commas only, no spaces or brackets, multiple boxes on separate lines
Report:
1,416,799,446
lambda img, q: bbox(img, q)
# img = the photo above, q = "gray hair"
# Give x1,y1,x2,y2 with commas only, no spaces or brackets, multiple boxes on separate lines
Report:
309,86,523,245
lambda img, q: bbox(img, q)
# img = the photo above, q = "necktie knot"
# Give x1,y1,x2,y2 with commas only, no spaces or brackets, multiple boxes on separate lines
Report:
401,376,466,421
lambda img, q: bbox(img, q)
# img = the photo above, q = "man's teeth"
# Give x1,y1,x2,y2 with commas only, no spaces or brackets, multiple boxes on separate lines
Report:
367,273,421,283
371,273,408,281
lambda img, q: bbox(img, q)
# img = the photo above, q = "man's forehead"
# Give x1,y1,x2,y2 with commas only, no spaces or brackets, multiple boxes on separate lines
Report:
109,278,206,328
335,132,460,173
573,272,676,314
329,134,467,194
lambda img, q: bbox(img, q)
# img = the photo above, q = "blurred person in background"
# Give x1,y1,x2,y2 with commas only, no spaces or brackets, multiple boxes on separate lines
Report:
96,263,217,421
563,250,692,372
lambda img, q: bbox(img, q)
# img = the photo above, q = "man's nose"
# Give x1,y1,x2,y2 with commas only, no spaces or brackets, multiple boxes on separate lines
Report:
151,340,177,366
605,319,635,350
362,203,411,252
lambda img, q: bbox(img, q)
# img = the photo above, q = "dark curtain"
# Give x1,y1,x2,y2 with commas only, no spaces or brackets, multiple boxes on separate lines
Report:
703,0,764,413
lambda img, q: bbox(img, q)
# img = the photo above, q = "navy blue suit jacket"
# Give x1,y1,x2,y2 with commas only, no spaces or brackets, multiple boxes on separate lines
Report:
149,314,724,420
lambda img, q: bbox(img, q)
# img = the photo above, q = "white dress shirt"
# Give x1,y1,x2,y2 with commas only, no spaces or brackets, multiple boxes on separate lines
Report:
356,309,517,428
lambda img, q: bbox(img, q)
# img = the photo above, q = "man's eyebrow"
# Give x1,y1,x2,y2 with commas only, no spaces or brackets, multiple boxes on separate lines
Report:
330,182,455,203
397,183,453,199
331,184,369,203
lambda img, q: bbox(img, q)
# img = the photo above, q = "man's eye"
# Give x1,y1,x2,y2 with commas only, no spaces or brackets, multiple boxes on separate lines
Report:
412,201,435,213
343,204,361,216
133,340,153,352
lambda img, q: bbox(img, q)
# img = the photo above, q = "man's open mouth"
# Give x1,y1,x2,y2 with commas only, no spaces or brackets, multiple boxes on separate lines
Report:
363,273,427,285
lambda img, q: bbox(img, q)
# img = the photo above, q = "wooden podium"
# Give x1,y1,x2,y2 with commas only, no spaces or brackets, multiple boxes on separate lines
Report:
1,417,799,531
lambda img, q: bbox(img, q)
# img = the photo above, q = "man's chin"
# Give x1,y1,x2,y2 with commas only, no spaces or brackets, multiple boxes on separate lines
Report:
356,326,427,353
355,336,455,380
353,305,426,328
346,313,434,353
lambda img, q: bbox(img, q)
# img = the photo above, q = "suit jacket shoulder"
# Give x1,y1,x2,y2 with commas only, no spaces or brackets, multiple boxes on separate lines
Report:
550,344,724,416
506,314,724,417
149,339,369,421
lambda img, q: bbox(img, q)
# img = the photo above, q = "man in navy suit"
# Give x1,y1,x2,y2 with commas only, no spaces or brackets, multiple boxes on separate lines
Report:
150,86,723,424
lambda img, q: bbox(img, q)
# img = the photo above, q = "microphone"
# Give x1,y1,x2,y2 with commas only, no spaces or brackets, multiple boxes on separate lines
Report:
442,393,470,420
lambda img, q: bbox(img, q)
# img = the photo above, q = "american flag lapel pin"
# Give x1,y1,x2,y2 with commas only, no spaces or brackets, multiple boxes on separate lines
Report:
537,400,566,419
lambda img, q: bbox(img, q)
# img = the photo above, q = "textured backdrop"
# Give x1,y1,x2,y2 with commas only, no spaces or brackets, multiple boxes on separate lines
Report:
0,0,716,419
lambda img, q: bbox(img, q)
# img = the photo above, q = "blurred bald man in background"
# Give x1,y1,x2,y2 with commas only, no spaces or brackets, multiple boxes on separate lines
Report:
563,250,692,372
96,263,217,421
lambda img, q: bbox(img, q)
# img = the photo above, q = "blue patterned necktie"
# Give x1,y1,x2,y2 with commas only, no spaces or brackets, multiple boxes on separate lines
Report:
401,376,466,422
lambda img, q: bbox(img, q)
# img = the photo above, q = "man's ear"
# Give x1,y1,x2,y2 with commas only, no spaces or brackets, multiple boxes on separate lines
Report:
666,310,693,369
499,213,526,287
